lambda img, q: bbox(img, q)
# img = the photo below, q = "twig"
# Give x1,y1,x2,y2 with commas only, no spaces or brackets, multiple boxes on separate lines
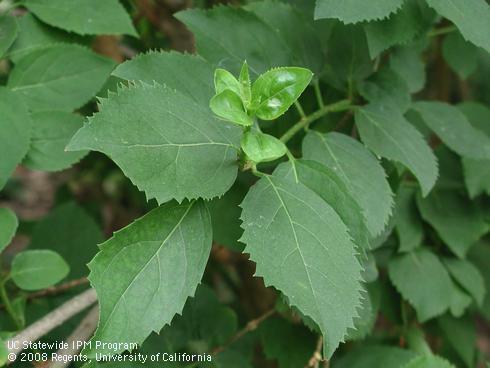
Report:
48,306,99,368
427,25,457,37
7,289,97,361
280,99,352,143
27,278,89,300
211,308,276,355
0,278,89,312
306,336,325,368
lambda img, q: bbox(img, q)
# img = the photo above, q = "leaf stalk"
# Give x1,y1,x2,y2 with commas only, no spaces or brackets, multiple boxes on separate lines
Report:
313,80,324,109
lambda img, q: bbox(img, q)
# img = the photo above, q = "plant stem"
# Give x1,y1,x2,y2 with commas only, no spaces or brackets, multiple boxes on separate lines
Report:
0,280,21,329
305,335,324,368
7,289,97,360
27,277,89,301
251,165,265,178
347,77,354,101
427,25,457,37
49,306,99,368
294,100,306,118
212,308,276,355
313,80,324,108
184,308,276,368
280,99,352,143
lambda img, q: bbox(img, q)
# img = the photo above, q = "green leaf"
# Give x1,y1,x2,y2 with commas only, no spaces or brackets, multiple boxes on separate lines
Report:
113,51,215,106
176,6,291,76
359,67,411,112
240,165,363,357
86,200,212,356
67,83,241,204
390,45,426,93
6,14,76,62
23,0,137,36
30,202,103,279
438,314,475,367
208,180,248,251
434,146,465,189
323,23,373,91
458,101,490,136
8,295,26,328
0,15,18,57
346,281,381,340
303,131,393,236
467,242,490,321
364,0,435,58
403,354,455,368
425,0,490,53
334,345,417,368
404,326,432,356
210,90,253,127
443,258,485,306
239,61,252,106
412,101,490,160
214,68,241,96
260,317,316,368
442,32,478,80
458,102,490,197
361,253,379,282
11,250,69,291
416,190,487,258
0,338,8,366
23,111,87,171
157,284,237,351
370,215,396,250
395,184,423,253
275,160,371,252
462,159,490,198
241,131,287,163
0,207,18,253
356,103,438,196
8,44,116,112
246,0,324,75
250,67,312,120
314,0,404,23
0,87,32,190
388,248,453,322
449,283,472,318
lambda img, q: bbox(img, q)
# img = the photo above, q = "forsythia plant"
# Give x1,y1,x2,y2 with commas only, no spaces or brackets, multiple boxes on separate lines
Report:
0,0,489,367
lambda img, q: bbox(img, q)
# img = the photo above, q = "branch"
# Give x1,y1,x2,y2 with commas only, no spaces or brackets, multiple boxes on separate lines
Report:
305,336,327,368
0,278,89,315
48,306,99,368
211,308,276,355
280,99,352,143
427,25,457,37
27,278,89,300
7,289,97,360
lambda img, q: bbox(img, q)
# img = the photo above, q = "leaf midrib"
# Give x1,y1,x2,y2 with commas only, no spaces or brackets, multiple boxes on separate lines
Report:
265,176,322,327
